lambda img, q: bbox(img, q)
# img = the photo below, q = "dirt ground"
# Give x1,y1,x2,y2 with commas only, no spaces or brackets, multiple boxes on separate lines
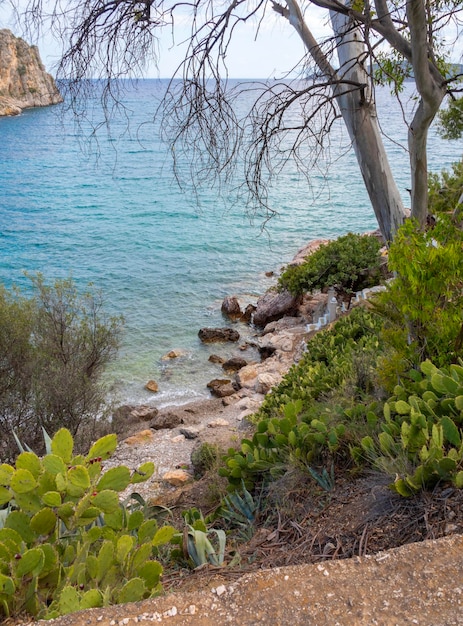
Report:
12,534,463,625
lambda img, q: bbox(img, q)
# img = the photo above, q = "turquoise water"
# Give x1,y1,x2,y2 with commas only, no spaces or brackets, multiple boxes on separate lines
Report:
0,80,461,406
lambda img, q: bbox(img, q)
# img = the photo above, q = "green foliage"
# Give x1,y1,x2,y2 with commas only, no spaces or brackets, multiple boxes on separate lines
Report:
178,510,226,568
428,158,463,217
363,361,463,496
437,97,463,141
0,428,175,619
220,308,383,491
0,276,123,460
372,218,463,379
278,233,382,299
191,442,220,477
374,53,412,94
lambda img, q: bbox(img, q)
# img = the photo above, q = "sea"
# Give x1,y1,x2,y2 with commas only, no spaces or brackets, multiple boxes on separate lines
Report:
0,80,461,408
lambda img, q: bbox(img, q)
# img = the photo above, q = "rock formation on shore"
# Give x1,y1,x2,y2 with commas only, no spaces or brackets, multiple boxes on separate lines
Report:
0,29,63,116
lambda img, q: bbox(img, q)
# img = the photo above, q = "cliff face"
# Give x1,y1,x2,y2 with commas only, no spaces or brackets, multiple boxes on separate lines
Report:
0,29,63,116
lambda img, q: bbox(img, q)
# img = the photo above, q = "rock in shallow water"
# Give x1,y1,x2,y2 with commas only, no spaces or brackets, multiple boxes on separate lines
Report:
198,327,240,343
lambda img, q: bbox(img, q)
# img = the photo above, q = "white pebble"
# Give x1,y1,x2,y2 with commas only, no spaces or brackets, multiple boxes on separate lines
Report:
215,585,227,596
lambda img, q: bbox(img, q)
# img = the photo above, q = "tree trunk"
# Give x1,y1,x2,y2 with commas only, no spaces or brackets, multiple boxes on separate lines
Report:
329,8,406,242
406,0,446,227
284,0,406,242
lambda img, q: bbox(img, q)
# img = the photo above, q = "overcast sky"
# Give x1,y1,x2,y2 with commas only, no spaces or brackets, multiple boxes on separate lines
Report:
1,3,461,79
1,3,330,78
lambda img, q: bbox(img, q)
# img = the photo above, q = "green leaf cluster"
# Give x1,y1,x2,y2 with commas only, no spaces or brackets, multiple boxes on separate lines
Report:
372,217,463,376
278,232,382,298
0,428,175,619
360,361,463,496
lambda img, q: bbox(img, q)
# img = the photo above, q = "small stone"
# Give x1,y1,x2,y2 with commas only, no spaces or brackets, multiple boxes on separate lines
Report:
188,605,197,615
208,418,230,428
124,430,155,445
179,427,201,439
145,380,159,393
171,434,185,443
162,469,192,486
215,585,227,596
209,354,225,364
161,349,186,360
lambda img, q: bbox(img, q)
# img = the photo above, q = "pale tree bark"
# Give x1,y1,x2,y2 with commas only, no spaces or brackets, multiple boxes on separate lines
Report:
406,0,446,227
282,0,406,241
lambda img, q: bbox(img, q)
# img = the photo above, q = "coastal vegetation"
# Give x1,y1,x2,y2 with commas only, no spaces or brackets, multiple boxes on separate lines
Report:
0,275,123,462
1,160,463,619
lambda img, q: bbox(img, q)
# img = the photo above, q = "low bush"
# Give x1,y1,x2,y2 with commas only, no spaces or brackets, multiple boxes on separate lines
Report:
0,275,123,460
278,232,382,300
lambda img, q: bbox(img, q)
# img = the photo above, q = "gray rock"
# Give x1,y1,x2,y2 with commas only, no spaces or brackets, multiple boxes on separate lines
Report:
129,405,159,421
179,427,201,439
253,290,300,327
198,327,240,343
149,412,183,430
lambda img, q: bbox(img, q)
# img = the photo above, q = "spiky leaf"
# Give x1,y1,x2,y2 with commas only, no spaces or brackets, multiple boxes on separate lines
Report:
14,548,45,577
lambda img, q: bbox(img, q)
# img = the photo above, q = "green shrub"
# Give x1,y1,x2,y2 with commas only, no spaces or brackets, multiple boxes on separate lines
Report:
0,275,123,460
278,232,382,299
0,428,175,619
372,218,463,381
359,360,463,496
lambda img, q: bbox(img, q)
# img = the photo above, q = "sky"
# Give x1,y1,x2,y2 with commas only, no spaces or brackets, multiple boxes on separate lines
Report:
1,2,461,79
0,2,329,79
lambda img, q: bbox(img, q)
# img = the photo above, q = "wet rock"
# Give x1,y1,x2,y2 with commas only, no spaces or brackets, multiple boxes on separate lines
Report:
145,380,159,393
206,378,236,397
241,303,257,323
198,327,240,343
253,290,300,327
209,354,225,364
221,295,242,320
222,356,248,372
161,349,186,360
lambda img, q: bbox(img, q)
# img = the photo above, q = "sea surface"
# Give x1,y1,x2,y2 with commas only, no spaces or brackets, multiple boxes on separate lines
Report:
0,80,461,407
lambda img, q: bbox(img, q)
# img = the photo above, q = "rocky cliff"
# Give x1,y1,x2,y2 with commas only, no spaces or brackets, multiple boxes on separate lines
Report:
0,29,63,116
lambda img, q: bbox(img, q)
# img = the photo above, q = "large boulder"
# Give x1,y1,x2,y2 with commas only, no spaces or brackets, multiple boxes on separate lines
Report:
253,290,300,327
221,296,242,320
149,412,183,430
198,327,240,343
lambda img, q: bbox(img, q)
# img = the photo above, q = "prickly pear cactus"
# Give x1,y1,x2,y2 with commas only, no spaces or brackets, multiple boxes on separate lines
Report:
364,360,463,496
0,428,176,619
